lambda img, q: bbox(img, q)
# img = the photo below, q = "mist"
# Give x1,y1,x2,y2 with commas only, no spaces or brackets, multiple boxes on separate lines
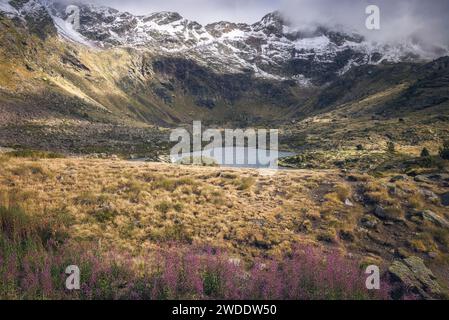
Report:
278,0,449,49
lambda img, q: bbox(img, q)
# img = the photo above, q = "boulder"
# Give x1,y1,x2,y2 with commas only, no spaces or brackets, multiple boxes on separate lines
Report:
409,210,449,229
414,175,432,183
441,192,449,206
374,205,404,222
390,175,406,183
339,230,355,242
374,205,387,219
415,174,449,185
361,215,379,229
419,189,439,202
389,256,442,299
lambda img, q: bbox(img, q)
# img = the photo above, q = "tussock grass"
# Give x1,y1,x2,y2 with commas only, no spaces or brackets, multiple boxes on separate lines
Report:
235,176,256,191
152,177,197,192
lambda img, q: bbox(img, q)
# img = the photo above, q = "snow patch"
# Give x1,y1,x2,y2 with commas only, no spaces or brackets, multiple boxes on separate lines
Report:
294,36,331,51
0,0,17,14
52,16,93,47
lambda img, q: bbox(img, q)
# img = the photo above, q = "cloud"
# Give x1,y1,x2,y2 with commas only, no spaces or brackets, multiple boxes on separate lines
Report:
278,0,449,48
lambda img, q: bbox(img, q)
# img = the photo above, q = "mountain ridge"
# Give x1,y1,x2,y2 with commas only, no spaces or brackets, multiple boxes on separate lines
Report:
3,0,448,85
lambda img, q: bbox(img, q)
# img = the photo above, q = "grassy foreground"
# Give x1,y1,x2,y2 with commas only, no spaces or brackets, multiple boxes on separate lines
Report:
0,152,448,299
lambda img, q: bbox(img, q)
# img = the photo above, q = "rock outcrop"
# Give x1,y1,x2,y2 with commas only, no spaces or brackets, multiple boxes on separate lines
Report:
389,256,442,299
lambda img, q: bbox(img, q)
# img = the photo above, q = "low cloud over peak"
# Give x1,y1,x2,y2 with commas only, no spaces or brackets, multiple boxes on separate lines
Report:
53,0,449,50
279,0,449,49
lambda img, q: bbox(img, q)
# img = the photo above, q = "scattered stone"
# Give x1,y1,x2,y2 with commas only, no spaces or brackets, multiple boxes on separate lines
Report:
441,192,449,206
390,175,406,183
428,252,438,259
373,205,404,222
409,215,423,225
367,232,393,247
374,205,387,220
158,155,171,163
344,199,354,207
361,215,378,229
300,219,312,233
389,256,442,299
415,174,449,185
419,189,439,202
339,230,355,242
228,258,241,267
422,210,449,228
387,184,397,195
409,210,449,228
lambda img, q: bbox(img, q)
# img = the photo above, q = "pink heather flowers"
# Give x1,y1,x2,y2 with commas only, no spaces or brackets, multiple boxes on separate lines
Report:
0,205,392,300
0,240,391,300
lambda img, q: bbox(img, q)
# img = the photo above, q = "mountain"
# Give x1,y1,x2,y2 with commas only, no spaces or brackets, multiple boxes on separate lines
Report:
0,0,448,149
44,1,445,85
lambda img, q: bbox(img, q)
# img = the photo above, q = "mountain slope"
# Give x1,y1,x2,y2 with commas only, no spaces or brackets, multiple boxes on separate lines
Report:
0,0,448,155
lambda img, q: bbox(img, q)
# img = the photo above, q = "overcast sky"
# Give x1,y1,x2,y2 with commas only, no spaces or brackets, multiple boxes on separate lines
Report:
63,0,449,47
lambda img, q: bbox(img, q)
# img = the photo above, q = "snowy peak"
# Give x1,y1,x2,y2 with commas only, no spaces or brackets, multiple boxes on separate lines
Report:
144,12,182,25
205,21,250,38
2,1,448,85
252,11,287,36
0,0,17,14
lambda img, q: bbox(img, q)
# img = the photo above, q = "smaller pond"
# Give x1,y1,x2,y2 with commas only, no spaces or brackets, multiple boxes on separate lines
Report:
170,147,295,169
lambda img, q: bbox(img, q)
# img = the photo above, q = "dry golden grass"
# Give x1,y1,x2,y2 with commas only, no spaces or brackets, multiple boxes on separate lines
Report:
0,157,447,263
0,158,348,256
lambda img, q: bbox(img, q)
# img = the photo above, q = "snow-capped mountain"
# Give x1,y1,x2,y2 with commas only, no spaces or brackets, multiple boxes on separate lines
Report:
1,0,447,85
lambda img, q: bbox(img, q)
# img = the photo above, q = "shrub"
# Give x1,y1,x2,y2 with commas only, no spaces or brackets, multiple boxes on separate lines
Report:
155,201,171,214
439,141,449,160
150,224,193,244
0,206,36,243
153,177,196,192
316,230,337,243
236,177,255,190
74,191,107,206
420,148,430,158
387,142,395,153
173,203,184,213
335,184,351,202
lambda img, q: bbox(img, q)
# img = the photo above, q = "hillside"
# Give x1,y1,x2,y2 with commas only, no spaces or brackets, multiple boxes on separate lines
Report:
0,0,448,134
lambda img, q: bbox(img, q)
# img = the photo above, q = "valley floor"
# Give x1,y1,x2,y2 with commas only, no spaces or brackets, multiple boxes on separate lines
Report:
0,154,448,299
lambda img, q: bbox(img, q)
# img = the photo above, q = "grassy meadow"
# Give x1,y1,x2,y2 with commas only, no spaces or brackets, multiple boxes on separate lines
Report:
0,145,448,299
